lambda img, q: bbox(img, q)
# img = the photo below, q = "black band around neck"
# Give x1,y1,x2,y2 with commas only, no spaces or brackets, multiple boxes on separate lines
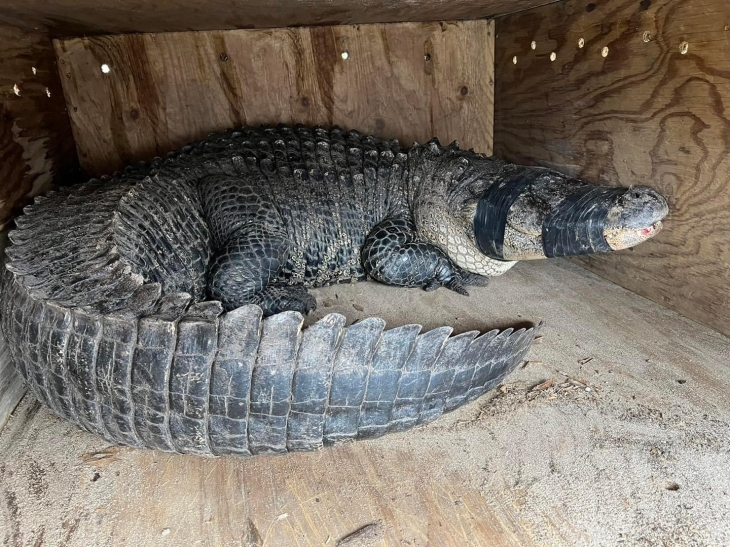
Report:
474,169,534,260
475,169,629,259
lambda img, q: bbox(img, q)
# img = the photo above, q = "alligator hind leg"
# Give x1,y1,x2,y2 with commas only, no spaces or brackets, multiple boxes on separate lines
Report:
207,225,316,315
200,175,316,316
207,224,289,311
361,218,471,295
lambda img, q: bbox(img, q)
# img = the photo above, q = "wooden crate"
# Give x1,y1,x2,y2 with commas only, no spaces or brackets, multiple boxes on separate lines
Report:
2,0,730,425
1,2,730,542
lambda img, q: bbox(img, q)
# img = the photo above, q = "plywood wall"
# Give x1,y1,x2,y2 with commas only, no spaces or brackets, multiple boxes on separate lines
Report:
494,0,730,337
1,0,553,36
0,24,78,231
0,232,22,431
54,21,495,177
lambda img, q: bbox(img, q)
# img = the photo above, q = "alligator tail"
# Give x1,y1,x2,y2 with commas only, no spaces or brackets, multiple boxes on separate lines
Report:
1,266,536,456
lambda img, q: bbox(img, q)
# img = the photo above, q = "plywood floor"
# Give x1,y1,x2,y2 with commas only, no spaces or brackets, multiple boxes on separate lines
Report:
2,260,730,546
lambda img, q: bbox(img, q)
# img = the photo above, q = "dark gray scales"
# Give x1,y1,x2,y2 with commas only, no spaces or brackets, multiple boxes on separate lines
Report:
0,124,549,457
114,125,482,316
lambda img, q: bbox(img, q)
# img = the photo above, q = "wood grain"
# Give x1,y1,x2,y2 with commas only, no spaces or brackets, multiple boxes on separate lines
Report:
1,0,556,37
102,444,527,546
0,235,23,433
0,403,534,546
0,315,23,433
0,234,19,433
54,21,495,177
0,24,78,230
494,0,730,337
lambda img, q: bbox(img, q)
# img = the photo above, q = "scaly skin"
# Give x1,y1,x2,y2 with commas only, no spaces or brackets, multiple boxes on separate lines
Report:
0,124,666,457
115,125,523,315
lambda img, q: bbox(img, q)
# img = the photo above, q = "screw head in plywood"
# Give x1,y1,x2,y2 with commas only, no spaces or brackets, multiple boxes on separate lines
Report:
531,40,537,50
578,38,585,49
513,55,518,65
601,46,609,57
13,84,21,96
101,63,111,74
341,51,349,60
679,41,689,54
550,52,557,62
643,31,653,43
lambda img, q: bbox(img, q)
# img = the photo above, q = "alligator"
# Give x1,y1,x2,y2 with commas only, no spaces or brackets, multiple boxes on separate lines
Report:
0,125,668,456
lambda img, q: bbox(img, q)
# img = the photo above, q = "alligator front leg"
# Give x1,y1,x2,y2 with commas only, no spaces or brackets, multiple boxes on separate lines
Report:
361,218,473,295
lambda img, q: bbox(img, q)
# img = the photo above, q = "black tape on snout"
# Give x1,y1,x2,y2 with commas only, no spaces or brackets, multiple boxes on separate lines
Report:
542,186,628,258
474,169,534,260
475,168,630,259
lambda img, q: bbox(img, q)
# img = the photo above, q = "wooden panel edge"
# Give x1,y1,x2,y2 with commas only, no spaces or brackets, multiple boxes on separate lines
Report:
4,0,556,37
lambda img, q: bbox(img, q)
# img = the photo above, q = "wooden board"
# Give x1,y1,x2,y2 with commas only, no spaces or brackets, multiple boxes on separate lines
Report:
1,0,555,37
493,0,730,337
0,322,22,433
54,21,495,177
0,24,78,230
3,260,730,545
0,232,22,431
0,400,533,547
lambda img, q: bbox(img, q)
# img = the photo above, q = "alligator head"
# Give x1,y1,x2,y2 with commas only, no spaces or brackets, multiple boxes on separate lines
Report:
473,168,669,261
409,141,668,274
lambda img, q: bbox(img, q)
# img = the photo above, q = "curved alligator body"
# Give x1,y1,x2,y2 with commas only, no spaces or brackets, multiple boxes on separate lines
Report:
0,125,667,456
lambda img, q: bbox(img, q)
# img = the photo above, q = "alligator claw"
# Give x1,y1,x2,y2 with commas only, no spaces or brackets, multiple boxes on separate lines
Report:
445,278,469,296
423,279,441,292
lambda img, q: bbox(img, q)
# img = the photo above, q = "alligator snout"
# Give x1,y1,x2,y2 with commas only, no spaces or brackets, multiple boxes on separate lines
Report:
610,186,668,229
603,186,668,251
474,169,669,260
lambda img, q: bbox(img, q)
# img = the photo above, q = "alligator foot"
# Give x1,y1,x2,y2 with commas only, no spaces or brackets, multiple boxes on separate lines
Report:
454,266,490,287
